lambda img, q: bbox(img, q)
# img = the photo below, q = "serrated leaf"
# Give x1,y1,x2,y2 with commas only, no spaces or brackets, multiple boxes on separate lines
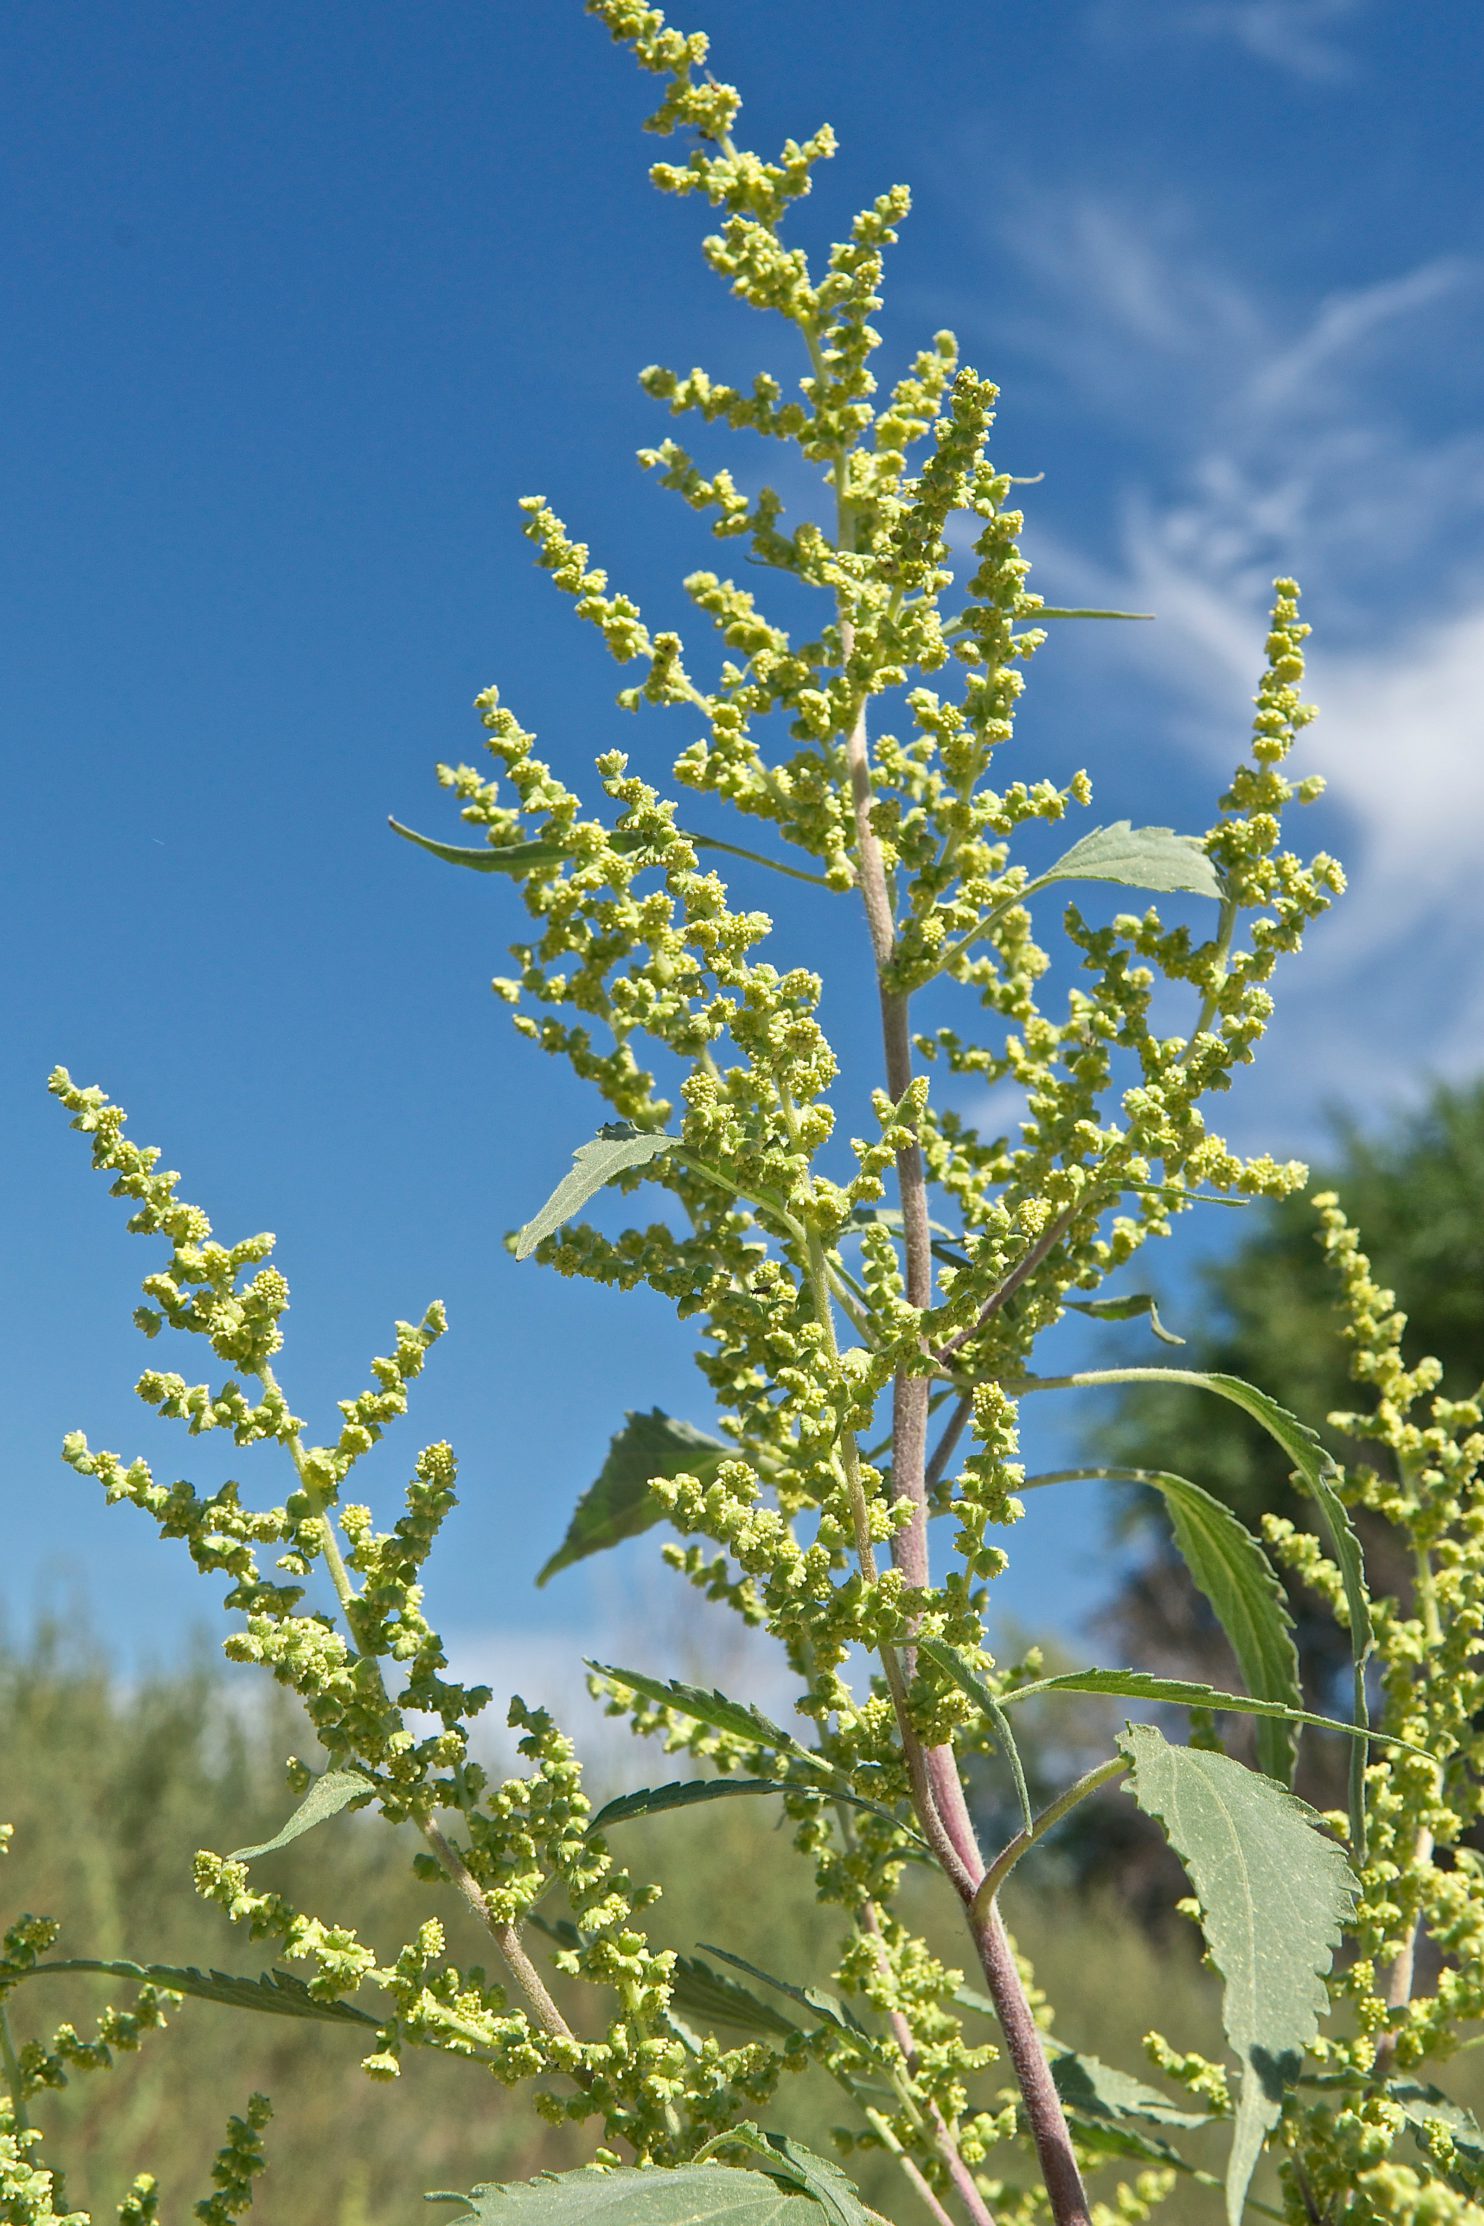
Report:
1118,1723,1357,2225
710,2126,871,2226
1000,1667,1421,1752
588,1776,921,1843
1158,1366,1375,1849
538,1410,729,1586
1066,1292,1184,1346
589,1662,816,1765
426,2163,817,2224
1147,1472,1301,1783
229,1768,372,1861
695,1945,868,2038
1035,821,1222,903
515,1126,677,1262
916,1638,1034,1835
27,1959,380,2028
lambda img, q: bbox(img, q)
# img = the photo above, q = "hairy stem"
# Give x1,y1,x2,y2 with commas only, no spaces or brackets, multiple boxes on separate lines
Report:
836,621,1092,2225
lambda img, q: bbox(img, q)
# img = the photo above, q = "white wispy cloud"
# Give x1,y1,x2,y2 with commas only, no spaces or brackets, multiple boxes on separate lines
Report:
1089,0,1370,86
975,185,1484,1138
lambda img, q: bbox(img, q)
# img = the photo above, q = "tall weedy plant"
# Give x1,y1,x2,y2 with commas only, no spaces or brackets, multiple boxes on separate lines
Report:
9,7,1484,2223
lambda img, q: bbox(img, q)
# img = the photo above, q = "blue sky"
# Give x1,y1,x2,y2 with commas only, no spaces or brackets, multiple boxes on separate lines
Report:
6,0,1482,1720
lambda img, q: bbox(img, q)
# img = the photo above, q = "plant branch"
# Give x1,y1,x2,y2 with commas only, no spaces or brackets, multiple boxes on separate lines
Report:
0,1999,28,2135
973,1760,1128,1916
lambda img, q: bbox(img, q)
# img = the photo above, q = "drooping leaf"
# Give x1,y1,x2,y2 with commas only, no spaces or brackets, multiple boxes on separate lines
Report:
695,1944,868,2039
589,1776,920,1842
588,1663,817,1766
229,1768,372,1861
1033,821,1222,903
671,1953,802,2042
1148,1471,1302,1783
389,819,586,875
26,1958,380,2028
1118,1723,1357,2225
1155,1365,1375,1849
538,1410,729,1586
999,1668,1420,1752
515,1126,677,1262
426,2163,818,2224
916,1637,1034,1834
710,2126,871,2226
1066,1292,1185,1346
389,816,832,890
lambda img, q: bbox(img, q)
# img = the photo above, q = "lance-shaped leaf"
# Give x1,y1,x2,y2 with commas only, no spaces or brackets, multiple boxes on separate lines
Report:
25,1959,380,2028
999,1667,1421,1753
1028,606,1155,621
515,1126,677,1262
1065,1292,1185,1346
589,1775,922,1843
1032,820,1222,903
1390,2081,1484,2188
670,1954,802,2043
1151,1471,1301,1783
427,2163,825,2224
229,1768,372,1861
588,1663,818,1766
917,1637,1034,1834
708,2126,871,2226
389,816,832,890
1032,1469,1300,1782
538,1410,730,1586
695,1945,869,2038
1118,1723,1357,2225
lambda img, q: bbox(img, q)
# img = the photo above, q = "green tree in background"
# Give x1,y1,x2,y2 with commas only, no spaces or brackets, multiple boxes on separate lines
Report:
1095,1075,1484,1714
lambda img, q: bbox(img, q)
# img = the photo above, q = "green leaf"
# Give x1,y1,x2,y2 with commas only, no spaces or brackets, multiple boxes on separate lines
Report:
1066,1292,1185,1346
1047,2040,1212,2130
515,1125,677,1261
26,1959,380,2028
1160,1365,1375,1850
426,2164,819,2224
1151,1473,1301,1783
228,1768,372,1861
671,1954,802,2042
695,1945,868,2038
707,2126,871,2226
1000,1667,1421,1753
389,819,581,875
1034,821,1222,903
1189,1372,1372,1661
538,1410,729,1586
1121,1471,1301,1782
389,816,833,890
588,1662,817,1765
1118,1723,1357,2225
589,1776,921,1843
916,1637,1034,1835
1027,607,1155,622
